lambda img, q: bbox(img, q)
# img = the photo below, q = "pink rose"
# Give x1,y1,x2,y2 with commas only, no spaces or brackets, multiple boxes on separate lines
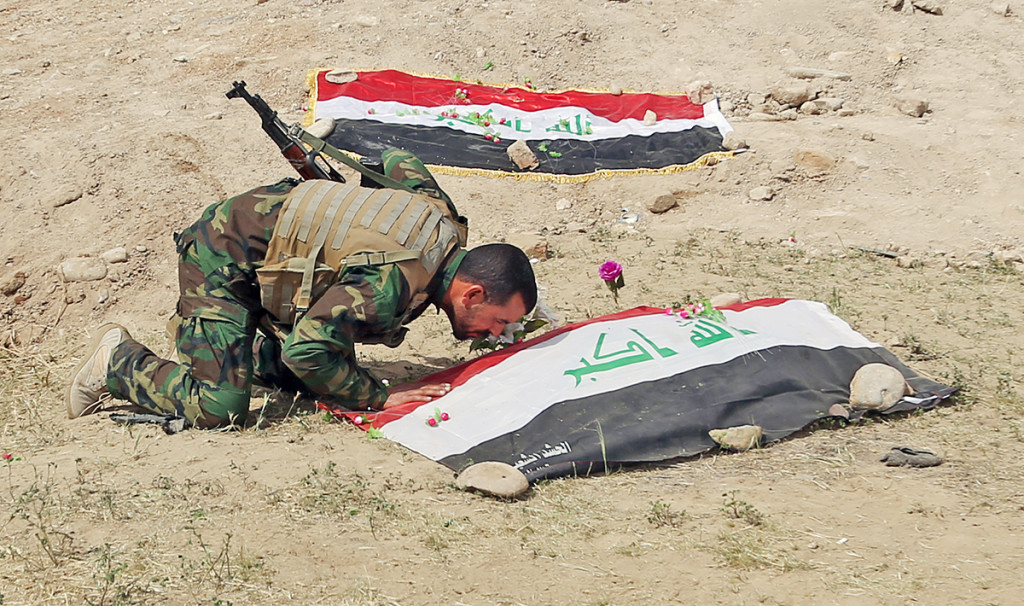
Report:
598,260,622,282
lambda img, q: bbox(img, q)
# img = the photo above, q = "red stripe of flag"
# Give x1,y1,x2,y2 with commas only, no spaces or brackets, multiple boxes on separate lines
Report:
314,69,707,123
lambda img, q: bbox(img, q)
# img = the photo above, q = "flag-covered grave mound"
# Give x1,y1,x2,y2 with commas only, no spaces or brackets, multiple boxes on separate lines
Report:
305,68,735,181
327,299,955,482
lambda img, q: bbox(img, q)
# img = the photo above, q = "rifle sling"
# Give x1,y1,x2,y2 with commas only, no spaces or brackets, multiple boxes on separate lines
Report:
289,125,418,195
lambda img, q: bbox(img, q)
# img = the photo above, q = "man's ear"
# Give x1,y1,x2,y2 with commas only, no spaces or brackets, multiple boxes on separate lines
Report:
461,283,487,306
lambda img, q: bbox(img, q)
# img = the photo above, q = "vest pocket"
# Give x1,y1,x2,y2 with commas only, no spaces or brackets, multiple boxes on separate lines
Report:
255,258,338,324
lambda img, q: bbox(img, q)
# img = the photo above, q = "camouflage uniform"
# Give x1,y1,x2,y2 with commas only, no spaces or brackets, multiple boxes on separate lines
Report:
105,150,464,427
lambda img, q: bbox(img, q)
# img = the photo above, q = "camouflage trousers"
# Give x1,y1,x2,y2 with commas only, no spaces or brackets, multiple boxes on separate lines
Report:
104,150,451,428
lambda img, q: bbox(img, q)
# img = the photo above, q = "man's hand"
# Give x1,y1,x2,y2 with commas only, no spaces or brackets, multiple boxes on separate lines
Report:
382,382,452,409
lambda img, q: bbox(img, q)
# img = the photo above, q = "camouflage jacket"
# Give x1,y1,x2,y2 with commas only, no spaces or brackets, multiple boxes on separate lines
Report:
188,175,464,410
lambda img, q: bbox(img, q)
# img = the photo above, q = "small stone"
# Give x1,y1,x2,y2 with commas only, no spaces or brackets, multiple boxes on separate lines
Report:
880,447,943,467
709,425,763,450
709,292,742,307
0,271,27,296
643,110,657,126
722,131,746,151
747,92,770,106
58,257,107,282
748,186,774,201
911,0,943,14
896,255,922,268
647,194,678,214
306,118,336,139
828,403,851,419
476,47,486,58
794,150,835,177
555,198,572,211
799,99,830,115
324,69,357,84
885,48,905,65
747,112,781,122
505,232,548,260
456,461,529,498
135,245,148,253
354,15,379,27
995,249,1023,264
784,66,852,81
849,363,911,411
172,56,188,63
506,140,539,170
49,185,84,209
100,247,128,264
609,83,623,96
203,112,223,120
818,97,846,111
686,80,715,105
96,287,109,305
769,82,815,107
894,96,930,117
990,1,1010,15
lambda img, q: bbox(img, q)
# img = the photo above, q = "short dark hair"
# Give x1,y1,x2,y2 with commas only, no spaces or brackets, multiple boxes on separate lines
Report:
456,243,537,312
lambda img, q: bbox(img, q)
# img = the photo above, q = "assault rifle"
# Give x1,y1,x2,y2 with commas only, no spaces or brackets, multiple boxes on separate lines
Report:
226,80,346,183
225,80,422,193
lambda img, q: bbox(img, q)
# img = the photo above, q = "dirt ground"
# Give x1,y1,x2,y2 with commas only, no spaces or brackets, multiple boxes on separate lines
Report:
2,0,1024,603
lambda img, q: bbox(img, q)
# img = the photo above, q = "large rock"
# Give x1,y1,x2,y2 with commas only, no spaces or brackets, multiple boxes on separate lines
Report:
849,363,911,411
456,461,529,498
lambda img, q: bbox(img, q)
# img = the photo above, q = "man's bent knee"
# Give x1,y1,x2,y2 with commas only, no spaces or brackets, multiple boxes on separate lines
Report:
194,384,250,429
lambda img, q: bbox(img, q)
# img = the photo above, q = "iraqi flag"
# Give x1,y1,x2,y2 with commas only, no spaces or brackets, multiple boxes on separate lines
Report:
305,68,736,181
331,299,955,483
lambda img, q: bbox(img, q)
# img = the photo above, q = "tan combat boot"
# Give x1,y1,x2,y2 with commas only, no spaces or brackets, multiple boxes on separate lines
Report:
65,323,130,418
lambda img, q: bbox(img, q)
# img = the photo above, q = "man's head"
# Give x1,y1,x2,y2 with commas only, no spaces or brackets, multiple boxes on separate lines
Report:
442,243,538,340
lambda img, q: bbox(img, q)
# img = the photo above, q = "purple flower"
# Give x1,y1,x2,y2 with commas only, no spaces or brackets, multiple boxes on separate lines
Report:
599,260,625,304
598,260,623,282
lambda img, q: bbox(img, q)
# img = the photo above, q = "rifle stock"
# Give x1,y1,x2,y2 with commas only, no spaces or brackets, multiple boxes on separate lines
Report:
226,81,345,183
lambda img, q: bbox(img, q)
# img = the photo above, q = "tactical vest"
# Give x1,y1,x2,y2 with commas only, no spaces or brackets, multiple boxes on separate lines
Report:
256,180,467,335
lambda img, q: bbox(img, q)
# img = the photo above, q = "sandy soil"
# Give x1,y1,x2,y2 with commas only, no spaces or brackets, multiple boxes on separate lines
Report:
2,0,1023,604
